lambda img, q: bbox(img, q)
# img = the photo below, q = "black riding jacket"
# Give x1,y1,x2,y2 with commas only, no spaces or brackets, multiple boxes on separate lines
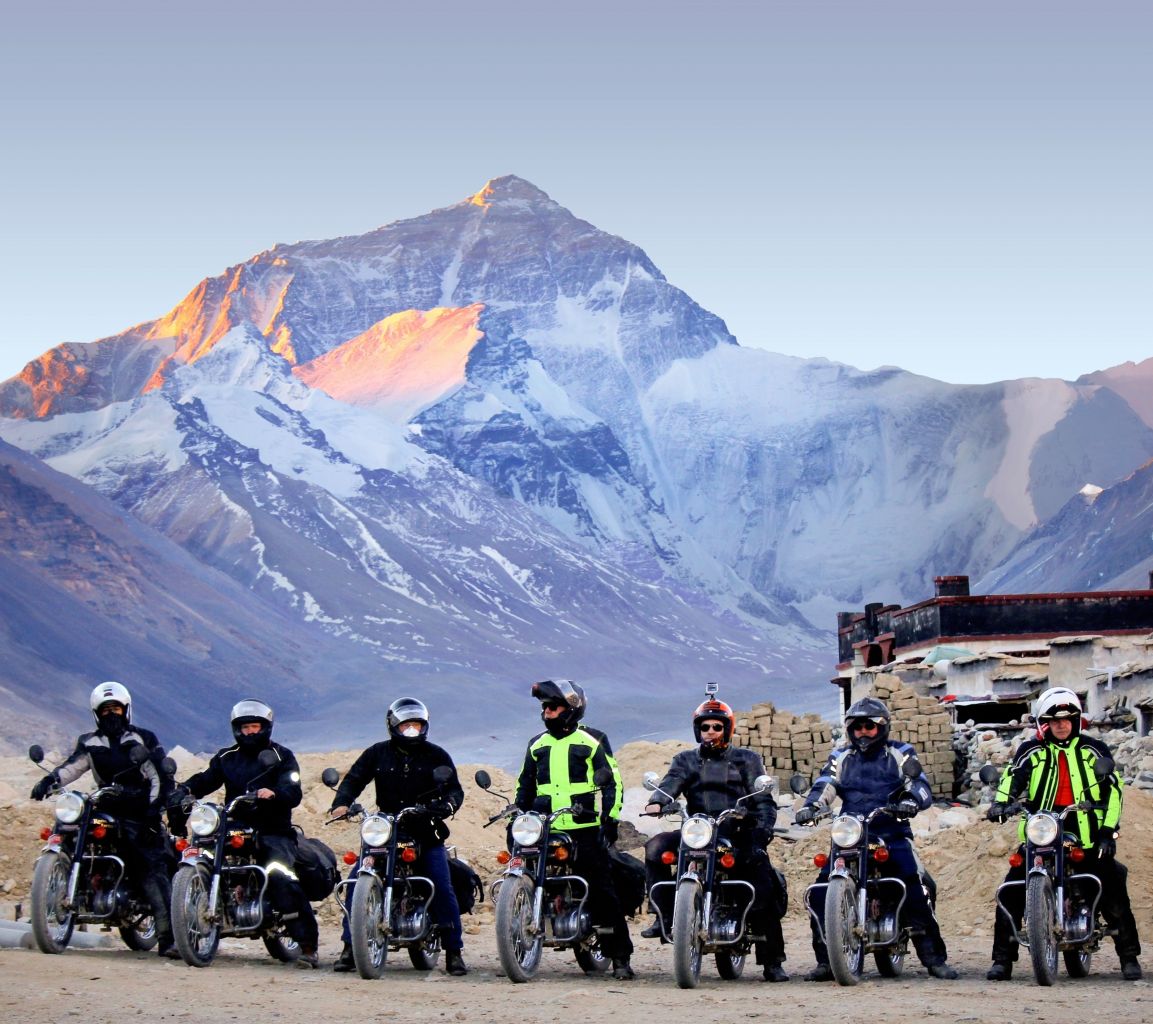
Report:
650,744,777,837
56,726,167,822
184,741,302,837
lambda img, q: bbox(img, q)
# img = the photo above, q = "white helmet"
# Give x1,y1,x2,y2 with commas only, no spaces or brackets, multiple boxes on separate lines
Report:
90,681,132,728
231,698,274,749
1034,687,1082,742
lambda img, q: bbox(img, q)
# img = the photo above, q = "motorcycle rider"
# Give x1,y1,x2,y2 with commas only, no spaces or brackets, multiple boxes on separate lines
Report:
985,686,1142,981
794,696,958,980
177,699,321,968
642,696,790,982
326,696,469,977
514,679,635,980
30,681,178,958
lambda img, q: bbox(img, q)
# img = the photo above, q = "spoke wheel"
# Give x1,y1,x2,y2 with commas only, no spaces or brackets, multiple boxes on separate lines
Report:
672,879,703,990
409,927,442,971
825,876,864,986
264,933,302,962
31,854,75,954
575,940,608,974
1025,873,1059,986
874,939,906,978
119,912,158,951
715,950,746,979
494,874,542,983
351,873,388,980
171,865,220,967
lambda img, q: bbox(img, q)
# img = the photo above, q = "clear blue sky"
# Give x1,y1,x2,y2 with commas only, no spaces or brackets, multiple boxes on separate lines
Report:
2,1,1149,386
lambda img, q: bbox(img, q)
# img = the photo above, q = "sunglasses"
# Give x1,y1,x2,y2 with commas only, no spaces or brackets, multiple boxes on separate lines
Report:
849,720,880,733
542,701,568,712
699,723,726,734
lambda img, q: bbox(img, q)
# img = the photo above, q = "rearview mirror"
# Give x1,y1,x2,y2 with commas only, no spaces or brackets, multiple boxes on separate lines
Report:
978,764,1001,785
592,767,614,788
474,770,492,790
753,774,772,793
901,757,922,779
789,773,808,795
29,744,44,765
257,749,279,769
321,767,341,789
433,765,453,785
159,756,178,777
128,744,149,765
642,771,660,791
1094,756,1115,779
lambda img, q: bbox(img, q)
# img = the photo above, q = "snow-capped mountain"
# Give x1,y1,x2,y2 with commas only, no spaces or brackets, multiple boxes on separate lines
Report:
2,174,1152,752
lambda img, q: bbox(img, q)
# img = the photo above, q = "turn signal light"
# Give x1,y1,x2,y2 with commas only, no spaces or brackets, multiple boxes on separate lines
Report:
719,853,736,869
661,851,677,865
872,847,890,863
174,838,190,852
40,827,52,841
343,851,358,865
1008,852,1024,868
401,848,417,863
552,846,570,862
496,850,511,864
1070,846,1085,863
230,834,246,849
814,852,829,869
91,825,108,840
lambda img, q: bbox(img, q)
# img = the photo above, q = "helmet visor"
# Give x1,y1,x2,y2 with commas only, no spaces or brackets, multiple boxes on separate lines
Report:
231,699,273,723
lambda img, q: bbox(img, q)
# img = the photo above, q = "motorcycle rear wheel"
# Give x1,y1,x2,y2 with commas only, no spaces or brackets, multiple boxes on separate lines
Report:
1025,873,1058,986
171,865,220,967
409,928,442,971
874,938,906,978
119,912,158,951
495,874,543,982
31,853,75,954
825,875,864,986
715,950,746,980
351,873,388,980
672,879,703,989
574,940,608,974
1063,948,1092,978
263,933,302,962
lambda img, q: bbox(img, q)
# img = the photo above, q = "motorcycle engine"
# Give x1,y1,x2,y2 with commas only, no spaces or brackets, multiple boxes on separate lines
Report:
233,898,263,929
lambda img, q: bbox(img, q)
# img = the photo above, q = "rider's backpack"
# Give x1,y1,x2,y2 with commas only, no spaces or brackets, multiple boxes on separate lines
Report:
608,847,647,918
294,835,340,901
448,854,484,915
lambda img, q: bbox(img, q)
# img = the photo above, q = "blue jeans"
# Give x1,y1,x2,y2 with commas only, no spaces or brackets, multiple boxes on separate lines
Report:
341,844,463,951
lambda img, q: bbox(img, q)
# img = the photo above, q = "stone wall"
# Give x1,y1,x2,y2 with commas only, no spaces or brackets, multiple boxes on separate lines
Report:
870,674,957,797
730,702,832,783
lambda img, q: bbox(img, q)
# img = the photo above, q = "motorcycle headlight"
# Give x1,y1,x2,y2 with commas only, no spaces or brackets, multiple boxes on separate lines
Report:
360,815,393,847
54,791,85,825
830,815,864,849
1026,813,1060,847
511,813,544,847
682,816,714,850
188,803,221,838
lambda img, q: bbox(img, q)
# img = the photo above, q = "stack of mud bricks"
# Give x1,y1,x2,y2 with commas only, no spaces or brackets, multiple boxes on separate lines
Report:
731,702,833,781
870,673,954,797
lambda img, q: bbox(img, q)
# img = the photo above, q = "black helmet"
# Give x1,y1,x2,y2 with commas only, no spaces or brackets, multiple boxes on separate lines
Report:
531,679,586,736
692,698,735,746
231,698,274,751
387,697,429,746
844,696,890,753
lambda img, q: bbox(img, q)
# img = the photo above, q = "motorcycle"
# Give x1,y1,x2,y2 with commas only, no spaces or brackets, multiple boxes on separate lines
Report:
793,756,929,986
320,765,452,979
642,770,773,989
27,742,177,955
475,768,612,983
980,759,1113,985
169,749,304,967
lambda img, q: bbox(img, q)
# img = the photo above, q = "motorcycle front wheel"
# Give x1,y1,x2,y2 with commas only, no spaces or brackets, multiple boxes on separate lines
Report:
118,912,158,951
171,864,220,967
351,873,389,980
1025,873,1058,986
494,874,543,983
825,875,864,986
31,853,75,954
672,879,704,989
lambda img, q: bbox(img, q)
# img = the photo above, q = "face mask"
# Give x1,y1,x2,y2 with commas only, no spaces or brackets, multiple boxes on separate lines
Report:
398,722,423,738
